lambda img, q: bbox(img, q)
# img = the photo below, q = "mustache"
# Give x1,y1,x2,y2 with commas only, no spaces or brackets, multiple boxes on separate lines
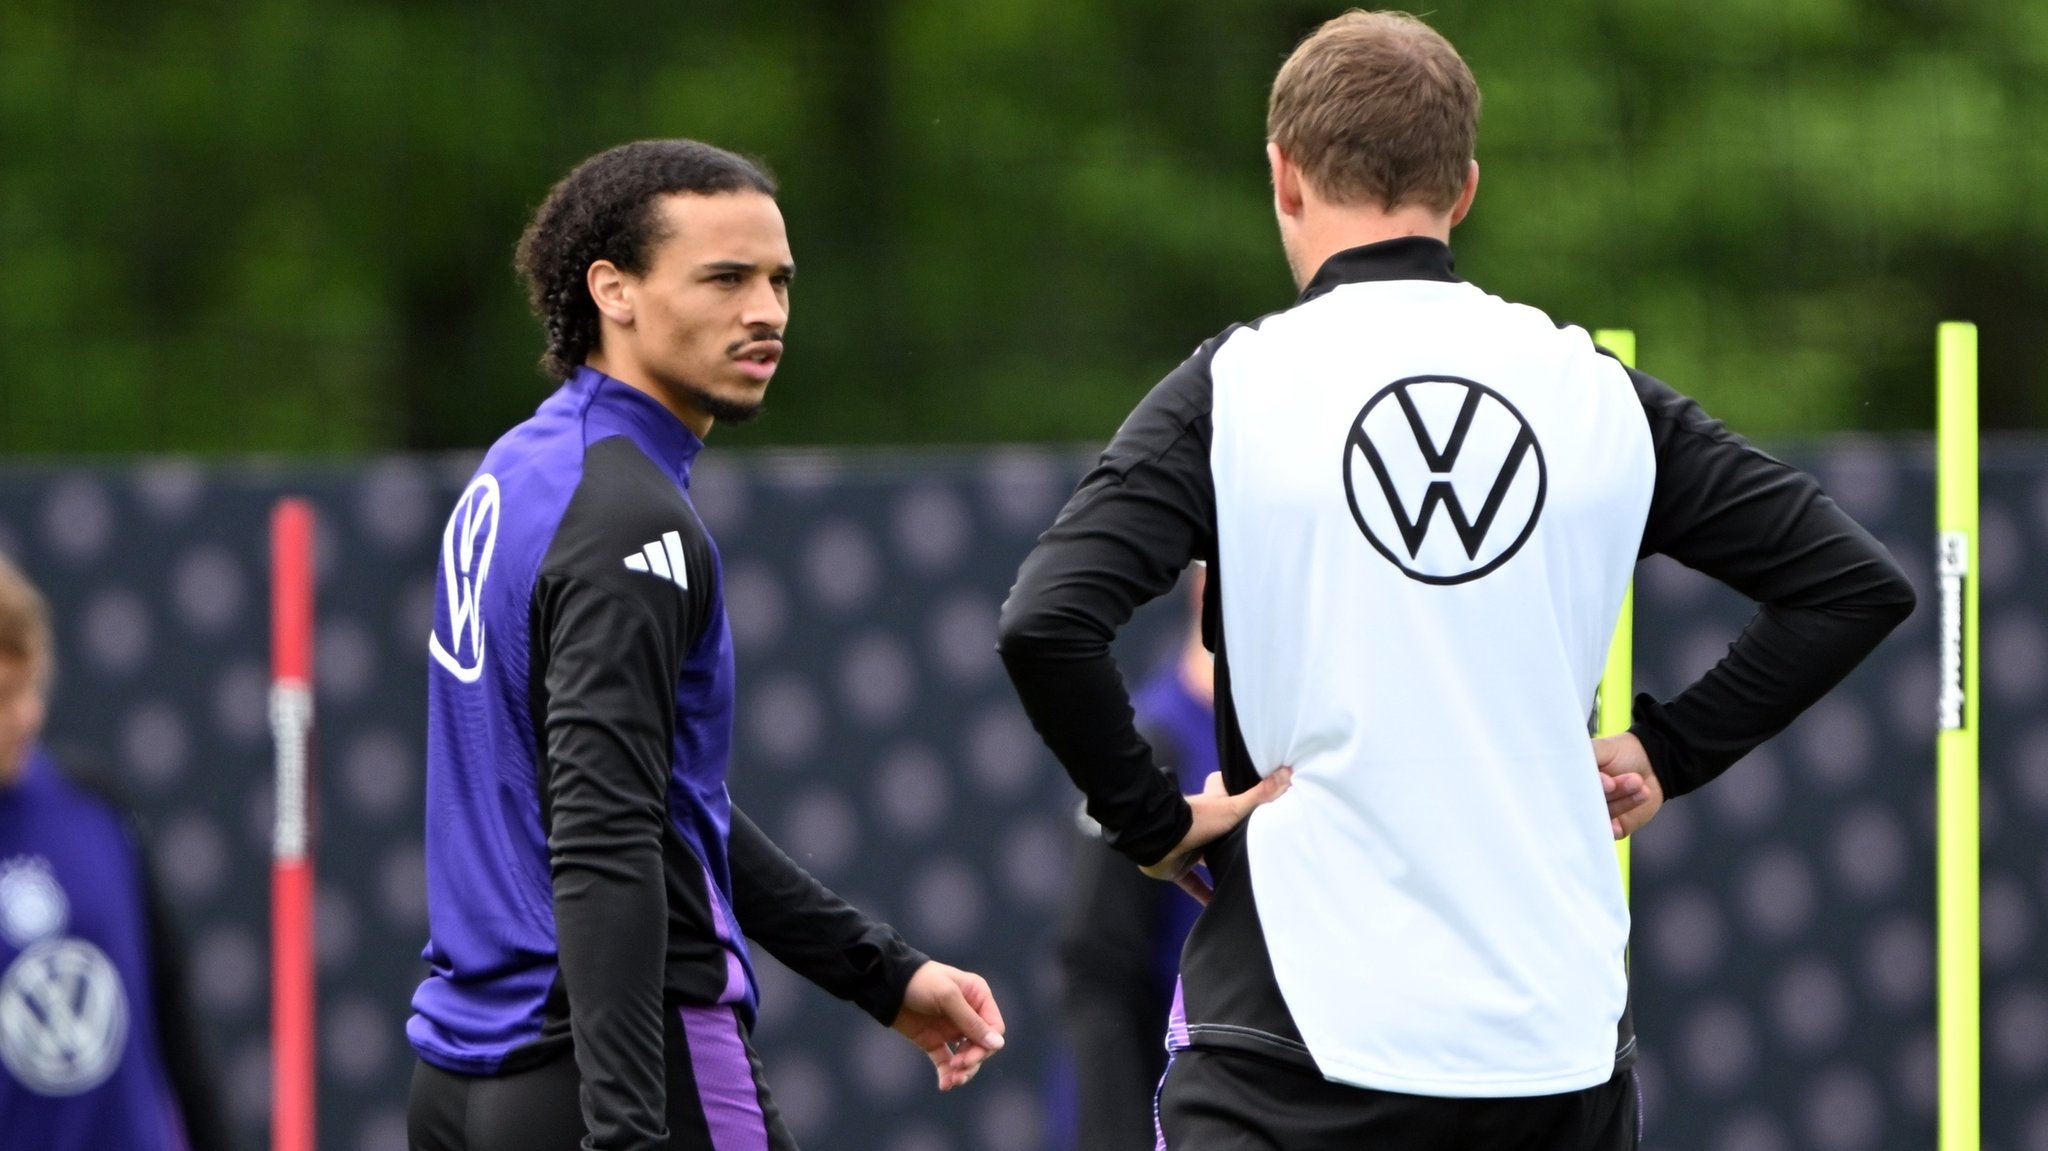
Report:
726,330,784,355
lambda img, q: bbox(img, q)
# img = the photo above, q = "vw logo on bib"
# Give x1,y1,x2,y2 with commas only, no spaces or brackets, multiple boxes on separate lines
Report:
0,938,130,1096
1342,375,1546,585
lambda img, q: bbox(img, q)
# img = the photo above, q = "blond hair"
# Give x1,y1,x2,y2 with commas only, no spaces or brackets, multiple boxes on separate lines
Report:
0,552,52,686
1267,10,1480,212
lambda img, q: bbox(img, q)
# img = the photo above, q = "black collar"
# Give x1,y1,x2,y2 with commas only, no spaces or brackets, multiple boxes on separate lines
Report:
1298,236,1460,304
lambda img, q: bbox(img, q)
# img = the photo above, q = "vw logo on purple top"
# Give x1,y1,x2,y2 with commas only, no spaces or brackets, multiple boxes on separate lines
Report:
429,475,501,682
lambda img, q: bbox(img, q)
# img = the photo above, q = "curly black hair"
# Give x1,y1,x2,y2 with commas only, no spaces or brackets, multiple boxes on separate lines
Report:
515,140,778,380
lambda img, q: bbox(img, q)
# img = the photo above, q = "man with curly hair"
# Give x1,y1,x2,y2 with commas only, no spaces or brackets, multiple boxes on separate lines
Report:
406,140,1005,1151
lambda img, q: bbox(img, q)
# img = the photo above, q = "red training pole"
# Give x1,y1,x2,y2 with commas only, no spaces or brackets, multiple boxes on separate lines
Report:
270,499,317,1151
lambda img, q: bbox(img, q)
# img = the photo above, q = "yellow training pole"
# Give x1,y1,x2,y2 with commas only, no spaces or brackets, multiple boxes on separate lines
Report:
1936,321,1979,1151
1593,329,1637,893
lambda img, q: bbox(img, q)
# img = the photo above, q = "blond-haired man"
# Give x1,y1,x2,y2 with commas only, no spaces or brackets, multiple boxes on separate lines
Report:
0,554,231,1149
1000,11,1912,1148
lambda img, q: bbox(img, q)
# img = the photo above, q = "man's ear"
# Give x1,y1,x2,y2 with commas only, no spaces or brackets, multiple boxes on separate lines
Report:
1447,160,1480,229
587,260,634,327
1267,141,1306,220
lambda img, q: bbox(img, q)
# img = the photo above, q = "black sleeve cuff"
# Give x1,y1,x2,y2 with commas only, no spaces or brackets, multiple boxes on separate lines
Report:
1113,794,1194,869
851,934,932,1027
728,808,935,1025
1628,693,1707,798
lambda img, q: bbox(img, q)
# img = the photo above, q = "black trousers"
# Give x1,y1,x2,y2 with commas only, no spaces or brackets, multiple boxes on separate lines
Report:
408,1003,799,1151
1156,1048,1639,1151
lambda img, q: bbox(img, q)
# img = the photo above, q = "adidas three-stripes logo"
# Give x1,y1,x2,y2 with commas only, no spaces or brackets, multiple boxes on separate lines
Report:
623,530,689,590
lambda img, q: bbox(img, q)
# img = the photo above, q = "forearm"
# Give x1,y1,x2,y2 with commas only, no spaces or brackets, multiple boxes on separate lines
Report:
1633,597,1909,796
728,809,927,1024
996,347,1219,867
1629,499,1914,796
995,464,1208,865
1630,368,1916,794
999,641,1193,867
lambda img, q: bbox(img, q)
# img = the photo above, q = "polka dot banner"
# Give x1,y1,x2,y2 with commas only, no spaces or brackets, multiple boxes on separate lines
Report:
0,442,2038,1151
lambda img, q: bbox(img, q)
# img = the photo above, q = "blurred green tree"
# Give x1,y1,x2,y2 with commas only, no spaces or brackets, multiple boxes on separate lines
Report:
1,0,2040,452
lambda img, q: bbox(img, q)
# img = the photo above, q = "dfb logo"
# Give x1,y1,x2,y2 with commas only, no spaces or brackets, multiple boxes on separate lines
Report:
429,474,502,682
1342,376,1546,585
0,858,67,949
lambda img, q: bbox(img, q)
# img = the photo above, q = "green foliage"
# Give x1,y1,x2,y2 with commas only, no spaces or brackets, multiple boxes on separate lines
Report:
1,0,2041,452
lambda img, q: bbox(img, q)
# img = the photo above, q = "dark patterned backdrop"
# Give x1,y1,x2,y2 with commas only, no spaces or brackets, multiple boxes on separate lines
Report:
0,441,2040,1151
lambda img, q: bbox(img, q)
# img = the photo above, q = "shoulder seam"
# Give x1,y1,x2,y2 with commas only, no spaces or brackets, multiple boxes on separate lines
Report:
573,379,604,446
1100,354,1217,479
1627,368,1761,455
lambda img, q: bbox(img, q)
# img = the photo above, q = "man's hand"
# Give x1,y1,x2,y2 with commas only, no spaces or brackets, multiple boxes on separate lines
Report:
891,961,1006,1091
1139,768,1294,891
1595,732,1664,840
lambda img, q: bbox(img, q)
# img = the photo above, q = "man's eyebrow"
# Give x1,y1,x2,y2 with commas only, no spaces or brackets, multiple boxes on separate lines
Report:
700,260,797,276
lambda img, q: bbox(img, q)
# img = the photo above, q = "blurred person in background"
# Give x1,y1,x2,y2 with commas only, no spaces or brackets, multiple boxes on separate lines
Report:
1000,10,1913,1149
0,552,232,1150
1057,565,1213,1151
406,139,1005,1151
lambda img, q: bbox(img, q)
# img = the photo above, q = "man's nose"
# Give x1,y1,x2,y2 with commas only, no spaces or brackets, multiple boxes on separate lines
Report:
742,281,787,330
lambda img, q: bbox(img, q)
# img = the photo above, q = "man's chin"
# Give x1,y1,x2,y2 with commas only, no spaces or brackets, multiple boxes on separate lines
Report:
682,383,767,427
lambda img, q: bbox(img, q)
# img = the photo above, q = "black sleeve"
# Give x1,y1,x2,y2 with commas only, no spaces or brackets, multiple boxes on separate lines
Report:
539,573,678,1150
996,345,1221,867
727,808,929,1025
140,853,235,1151
535,437,712,1151
1627,370,1917,796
